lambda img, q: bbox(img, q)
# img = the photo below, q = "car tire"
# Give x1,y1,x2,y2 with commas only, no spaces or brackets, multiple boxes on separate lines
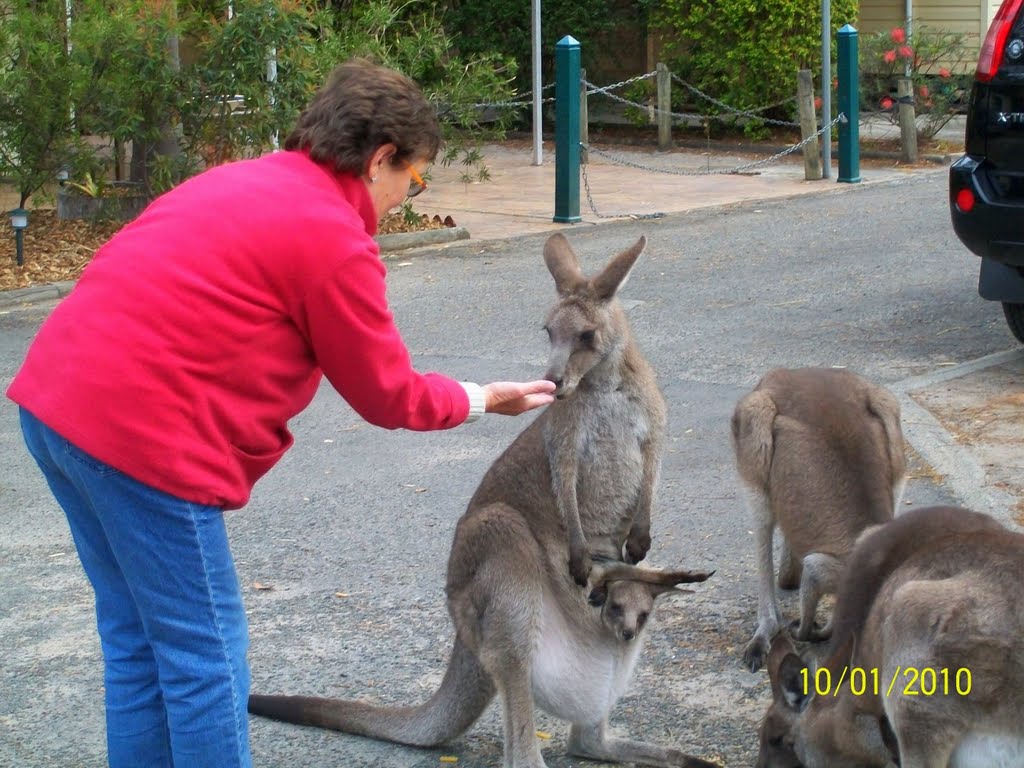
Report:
1002,302,1024,344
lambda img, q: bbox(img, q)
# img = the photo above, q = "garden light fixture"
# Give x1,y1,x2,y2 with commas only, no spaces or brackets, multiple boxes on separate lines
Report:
57,166,70,185
9,207,28,267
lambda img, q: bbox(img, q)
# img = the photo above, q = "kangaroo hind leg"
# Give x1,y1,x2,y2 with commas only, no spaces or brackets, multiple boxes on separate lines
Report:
447,503,547,768
569,721,722,767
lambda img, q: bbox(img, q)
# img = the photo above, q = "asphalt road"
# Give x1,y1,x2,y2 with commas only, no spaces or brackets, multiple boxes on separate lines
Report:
0,168,1018,767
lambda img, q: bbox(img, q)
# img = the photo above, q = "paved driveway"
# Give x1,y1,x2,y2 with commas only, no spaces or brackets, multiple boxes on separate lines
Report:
1,168,1020,767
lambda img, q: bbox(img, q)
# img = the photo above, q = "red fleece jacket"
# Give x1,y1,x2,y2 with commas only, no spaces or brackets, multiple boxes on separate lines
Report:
8,150,469,509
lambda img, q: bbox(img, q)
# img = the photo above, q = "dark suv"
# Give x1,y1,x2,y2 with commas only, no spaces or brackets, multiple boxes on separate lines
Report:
949,0,1024,343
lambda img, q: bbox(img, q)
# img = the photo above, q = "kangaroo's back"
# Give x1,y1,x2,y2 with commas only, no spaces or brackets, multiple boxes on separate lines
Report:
735,367,905,547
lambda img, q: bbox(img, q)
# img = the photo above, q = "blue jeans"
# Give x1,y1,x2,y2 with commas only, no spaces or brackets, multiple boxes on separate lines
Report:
20,408,251,768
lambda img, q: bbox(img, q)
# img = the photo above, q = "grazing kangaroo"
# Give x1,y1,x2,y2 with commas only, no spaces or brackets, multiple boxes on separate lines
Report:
731,367,907,673
757,505,1024,768
250,235,718,767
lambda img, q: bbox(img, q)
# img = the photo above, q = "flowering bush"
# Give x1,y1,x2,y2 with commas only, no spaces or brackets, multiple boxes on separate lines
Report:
859,25,973,139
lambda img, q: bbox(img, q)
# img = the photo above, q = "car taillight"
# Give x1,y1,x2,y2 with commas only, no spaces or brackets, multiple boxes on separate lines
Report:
977,0,1024,82
956,188,977,212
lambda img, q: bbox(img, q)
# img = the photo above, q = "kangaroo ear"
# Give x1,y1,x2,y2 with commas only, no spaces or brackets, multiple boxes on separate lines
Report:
591,563,714,591
648,584,696,599
767,633,811,711
591,235,646,301
543,233,585,296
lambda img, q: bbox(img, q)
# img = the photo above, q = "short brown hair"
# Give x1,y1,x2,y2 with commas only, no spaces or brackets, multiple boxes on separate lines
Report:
284,59,442,175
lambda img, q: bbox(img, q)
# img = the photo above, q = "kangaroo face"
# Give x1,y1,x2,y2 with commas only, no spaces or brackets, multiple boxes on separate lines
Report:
756,704,804,768
600,579,655,642
759,637,892,768
543,298,622,399
540,233,645,399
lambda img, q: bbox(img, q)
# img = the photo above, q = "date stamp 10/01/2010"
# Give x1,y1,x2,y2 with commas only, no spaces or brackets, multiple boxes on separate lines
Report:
800,666,973,698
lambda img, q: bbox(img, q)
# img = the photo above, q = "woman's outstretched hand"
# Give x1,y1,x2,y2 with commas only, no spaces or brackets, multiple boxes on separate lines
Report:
482,380,556,416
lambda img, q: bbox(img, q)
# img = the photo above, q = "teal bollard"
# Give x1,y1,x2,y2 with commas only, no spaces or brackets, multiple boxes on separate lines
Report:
553,35,581,223
837,24,861,183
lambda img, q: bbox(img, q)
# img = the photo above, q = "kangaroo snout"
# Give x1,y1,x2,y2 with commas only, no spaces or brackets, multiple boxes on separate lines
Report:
545,372,573,400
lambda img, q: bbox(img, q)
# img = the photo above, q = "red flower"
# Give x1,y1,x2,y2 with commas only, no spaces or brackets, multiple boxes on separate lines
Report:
881,97,894,110
939,67,951,78
814,96,823,110
883,49,898,64
890,27,907,44
919,85,930,98
898,45,914,59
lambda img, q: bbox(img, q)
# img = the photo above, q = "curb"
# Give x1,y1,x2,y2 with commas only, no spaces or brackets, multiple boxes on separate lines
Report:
0,228,473,310
0,281,75,310
377,226,470,253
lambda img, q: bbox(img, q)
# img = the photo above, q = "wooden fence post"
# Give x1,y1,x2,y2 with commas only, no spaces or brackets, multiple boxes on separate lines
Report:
797,69,822,180
898,77,918,164
657,62,672,151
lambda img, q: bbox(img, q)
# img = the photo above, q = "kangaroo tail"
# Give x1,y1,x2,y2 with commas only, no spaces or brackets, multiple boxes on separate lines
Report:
248,638,494,748
730,389,776,491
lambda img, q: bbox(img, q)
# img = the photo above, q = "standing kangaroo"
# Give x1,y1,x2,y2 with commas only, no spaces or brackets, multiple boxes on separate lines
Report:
250,235,719,767
757,505,1024,768
731,367,907,673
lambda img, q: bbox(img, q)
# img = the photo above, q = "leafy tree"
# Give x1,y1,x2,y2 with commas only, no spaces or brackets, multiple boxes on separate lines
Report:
308,0,518,181
0,0,87,207
440,0,636,103
70,0,186,191
179,0,316,171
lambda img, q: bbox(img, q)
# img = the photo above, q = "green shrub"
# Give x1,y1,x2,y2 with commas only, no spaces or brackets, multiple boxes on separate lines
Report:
650,0,858,137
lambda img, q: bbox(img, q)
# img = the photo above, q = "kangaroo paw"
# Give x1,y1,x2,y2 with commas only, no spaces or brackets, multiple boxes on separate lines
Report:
569,550,593,587
624,529,651,564
743,636,769,673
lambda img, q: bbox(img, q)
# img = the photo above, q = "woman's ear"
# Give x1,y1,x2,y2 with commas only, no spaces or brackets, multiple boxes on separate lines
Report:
364,143,398,181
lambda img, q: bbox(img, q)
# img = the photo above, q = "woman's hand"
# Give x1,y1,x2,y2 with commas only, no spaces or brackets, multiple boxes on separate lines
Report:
482,380,556,416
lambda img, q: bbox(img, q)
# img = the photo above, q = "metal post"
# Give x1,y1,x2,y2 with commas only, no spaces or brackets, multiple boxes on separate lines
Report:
531,0,542,165
14,229,23,267
580,68,589,165
821,0,831,179
553,35,581,223
837,24,860,183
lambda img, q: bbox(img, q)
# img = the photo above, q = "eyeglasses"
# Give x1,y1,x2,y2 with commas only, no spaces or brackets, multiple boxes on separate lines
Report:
403,161,428,199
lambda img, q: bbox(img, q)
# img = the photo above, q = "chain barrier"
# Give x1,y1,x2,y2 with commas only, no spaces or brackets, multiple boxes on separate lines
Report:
464,69,799,129
467,83,556,110
669,73,800,127
582,71,657,96
579,113,846,219
584,81,706,122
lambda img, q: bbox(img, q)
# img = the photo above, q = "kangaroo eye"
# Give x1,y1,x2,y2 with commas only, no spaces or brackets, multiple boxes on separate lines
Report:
579,330,595,344
637,612,648,627
608,604,623,616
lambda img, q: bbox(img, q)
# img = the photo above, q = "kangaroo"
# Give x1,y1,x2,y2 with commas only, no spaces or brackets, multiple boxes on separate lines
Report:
249,235,716,767
757,505,1024,768
731,367,907,672
250,557,715,767
534,232,667,584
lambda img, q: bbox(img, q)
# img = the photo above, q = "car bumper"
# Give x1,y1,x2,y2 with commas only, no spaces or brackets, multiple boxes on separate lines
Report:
949,154,1024,267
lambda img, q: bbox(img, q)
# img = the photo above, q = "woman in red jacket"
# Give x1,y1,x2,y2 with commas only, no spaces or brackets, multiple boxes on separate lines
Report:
8,59,554,768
